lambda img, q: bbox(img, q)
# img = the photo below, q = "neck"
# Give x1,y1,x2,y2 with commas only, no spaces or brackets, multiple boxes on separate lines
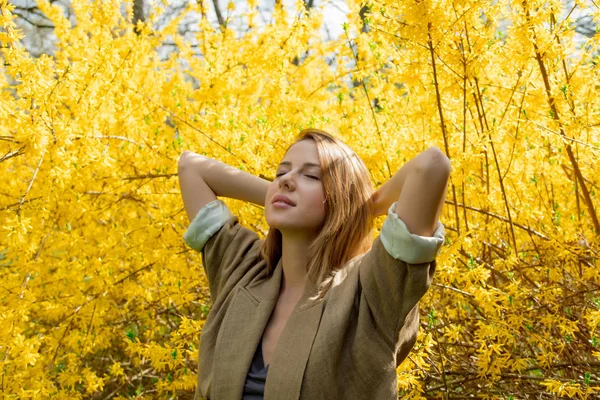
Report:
279,232,314,299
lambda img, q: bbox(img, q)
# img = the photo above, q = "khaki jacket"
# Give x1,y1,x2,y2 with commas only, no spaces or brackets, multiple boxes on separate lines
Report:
184,200,445,400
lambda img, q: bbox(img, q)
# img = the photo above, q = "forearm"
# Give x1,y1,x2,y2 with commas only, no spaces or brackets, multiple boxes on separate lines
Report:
180,151,270,207
373,147,447,217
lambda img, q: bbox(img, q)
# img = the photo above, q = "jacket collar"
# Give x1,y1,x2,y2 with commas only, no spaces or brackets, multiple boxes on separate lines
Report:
246,258,321,308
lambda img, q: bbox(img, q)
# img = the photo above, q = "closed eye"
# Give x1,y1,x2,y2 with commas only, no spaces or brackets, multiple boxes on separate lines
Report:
275,173,320,180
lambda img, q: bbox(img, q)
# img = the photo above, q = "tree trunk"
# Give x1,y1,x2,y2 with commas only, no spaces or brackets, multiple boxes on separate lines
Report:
212,0,226,29
133,0,145,35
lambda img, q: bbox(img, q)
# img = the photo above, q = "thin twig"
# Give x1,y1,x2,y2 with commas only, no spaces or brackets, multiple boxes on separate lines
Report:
0,145,27,163
523,0,600,235
344,29,392,180
433,283,474,298
17,150,45,214
92,135,142,146
127,86,237,158
121,173,177,181
0,196,42,211
444,199,550,240
427,23,459,238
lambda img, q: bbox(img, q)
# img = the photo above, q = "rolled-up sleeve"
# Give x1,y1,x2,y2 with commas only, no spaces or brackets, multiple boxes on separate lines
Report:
379,202,445,264
183,199,234,253
183,199,262,301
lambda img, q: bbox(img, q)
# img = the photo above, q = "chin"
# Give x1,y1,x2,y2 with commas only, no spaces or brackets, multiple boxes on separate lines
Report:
265,219,289,231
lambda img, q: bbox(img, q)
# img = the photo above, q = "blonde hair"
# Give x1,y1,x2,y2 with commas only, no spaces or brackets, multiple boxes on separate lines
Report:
259,128,376,302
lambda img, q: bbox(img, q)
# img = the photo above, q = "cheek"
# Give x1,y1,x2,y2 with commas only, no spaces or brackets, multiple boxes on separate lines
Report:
310,188,326,207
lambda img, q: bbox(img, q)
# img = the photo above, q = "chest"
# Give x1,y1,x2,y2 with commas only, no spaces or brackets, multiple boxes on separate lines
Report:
261,297,299,367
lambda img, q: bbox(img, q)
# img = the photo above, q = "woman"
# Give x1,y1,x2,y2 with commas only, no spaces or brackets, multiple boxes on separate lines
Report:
178,129,450,400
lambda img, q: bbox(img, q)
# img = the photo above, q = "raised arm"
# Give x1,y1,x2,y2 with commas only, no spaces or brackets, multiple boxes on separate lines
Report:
371,147,450,235
354,147,450,355
178,151,272,300
178,151,270,221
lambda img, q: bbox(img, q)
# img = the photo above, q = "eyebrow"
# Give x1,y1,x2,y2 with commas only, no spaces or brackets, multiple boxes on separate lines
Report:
277,161,321,169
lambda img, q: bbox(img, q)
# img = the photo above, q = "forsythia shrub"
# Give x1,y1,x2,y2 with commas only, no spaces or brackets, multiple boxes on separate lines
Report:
0,0,598,397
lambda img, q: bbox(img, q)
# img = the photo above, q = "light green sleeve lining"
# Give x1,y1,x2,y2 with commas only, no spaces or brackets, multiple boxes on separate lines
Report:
379,201,445,264
183,199,233,252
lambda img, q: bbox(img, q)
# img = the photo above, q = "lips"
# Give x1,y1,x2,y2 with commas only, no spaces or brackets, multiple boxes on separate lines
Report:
272,194,296,206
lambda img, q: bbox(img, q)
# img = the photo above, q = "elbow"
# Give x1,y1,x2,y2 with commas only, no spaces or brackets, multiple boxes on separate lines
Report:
179,150,197,164
178,151,207,169
178,152,210,180
423,147,451,173
178,151,192,167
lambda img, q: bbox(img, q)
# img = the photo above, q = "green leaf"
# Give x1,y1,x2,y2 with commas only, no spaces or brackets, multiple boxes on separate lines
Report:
584,372,591,385
428,308,436,327
125,329,136,342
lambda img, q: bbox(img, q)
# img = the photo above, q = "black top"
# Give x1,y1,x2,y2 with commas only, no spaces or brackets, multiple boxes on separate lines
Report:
242,337,269,399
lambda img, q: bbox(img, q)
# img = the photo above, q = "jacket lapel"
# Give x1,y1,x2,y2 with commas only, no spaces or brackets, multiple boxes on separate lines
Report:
263,293,323,400
211,260,282,399
211,259,324,400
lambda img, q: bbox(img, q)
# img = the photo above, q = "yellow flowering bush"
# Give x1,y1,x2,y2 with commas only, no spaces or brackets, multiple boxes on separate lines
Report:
1,0,598,397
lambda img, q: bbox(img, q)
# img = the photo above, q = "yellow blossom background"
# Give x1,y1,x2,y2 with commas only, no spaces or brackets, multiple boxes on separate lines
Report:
1,0,599,397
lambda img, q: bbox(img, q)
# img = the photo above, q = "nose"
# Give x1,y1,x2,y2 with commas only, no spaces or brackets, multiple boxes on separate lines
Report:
278,172,295,191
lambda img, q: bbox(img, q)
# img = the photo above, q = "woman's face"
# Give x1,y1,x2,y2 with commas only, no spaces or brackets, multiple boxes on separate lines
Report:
265,139,326,237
